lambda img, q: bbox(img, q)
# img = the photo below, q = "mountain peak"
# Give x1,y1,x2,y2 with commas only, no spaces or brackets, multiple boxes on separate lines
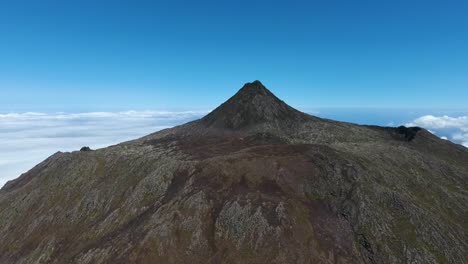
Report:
201,80,310,129
235,80,276,98
241,79,267,90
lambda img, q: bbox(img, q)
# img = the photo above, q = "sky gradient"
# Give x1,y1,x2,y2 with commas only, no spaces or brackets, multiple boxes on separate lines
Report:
1,0,467,111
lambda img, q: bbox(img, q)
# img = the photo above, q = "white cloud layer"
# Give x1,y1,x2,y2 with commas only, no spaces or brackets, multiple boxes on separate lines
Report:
0,111,206,187
406,115,468,147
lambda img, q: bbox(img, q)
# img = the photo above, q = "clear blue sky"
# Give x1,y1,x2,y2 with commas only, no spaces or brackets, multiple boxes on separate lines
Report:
1,0,467,112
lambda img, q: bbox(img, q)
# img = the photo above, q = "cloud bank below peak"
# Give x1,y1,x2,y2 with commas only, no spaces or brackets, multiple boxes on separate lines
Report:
406,115,468,147
0,110,207,187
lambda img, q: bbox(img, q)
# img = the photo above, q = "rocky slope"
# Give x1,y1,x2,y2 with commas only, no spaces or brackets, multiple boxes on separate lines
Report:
1,81,467,264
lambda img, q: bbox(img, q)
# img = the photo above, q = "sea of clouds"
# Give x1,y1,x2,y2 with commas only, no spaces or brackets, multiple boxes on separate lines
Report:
1,111,467,187
406,115,468,147
0,111,206,187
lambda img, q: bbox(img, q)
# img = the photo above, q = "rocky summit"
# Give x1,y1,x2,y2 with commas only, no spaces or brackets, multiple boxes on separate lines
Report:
1,81,467,264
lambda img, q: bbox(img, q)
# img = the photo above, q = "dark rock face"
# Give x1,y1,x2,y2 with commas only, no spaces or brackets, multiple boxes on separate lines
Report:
396,126,421,141
0,81,467,264
80,146,92,152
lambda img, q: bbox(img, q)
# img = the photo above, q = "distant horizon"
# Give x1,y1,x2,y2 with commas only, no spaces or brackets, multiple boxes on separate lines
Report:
2,105,468,116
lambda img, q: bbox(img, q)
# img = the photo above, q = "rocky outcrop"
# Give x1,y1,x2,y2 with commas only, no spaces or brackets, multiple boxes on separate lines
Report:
0,81,467,263
80,146,92,152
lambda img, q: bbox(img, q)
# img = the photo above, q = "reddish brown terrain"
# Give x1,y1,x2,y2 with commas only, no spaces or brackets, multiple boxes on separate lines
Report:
1,81,467,263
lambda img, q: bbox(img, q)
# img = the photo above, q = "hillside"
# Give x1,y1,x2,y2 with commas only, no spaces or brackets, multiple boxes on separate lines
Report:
1,81,467,264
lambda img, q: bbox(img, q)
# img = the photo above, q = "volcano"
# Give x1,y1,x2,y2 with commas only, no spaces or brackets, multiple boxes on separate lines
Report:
1,81,467,264
201,80,311,129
